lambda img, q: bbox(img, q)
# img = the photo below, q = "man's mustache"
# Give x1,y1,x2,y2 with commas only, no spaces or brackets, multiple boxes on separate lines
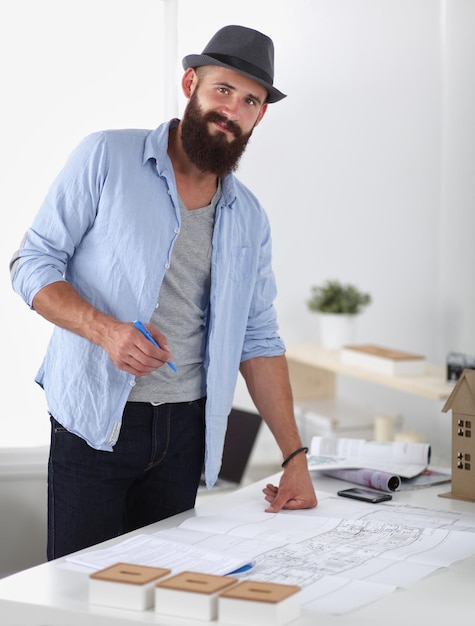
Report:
204,112,242,138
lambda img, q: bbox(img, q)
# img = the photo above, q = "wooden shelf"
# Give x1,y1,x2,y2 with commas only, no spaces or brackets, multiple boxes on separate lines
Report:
286,343,454,401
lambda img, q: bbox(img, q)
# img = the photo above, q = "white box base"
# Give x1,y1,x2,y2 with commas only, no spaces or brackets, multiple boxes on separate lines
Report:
89,563,170,611
155,571,237,620
218,581,301,626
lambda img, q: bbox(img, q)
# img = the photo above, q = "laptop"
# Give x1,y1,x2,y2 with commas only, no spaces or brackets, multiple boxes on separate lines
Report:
199,408,262,491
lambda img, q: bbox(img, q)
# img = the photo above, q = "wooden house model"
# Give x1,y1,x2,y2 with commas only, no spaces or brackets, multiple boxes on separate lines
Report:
441,369,475,502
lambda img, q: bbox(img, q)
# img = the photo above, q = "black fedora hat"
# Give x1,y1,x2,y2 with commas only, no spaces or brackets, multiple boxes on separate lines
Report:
182,25,286,103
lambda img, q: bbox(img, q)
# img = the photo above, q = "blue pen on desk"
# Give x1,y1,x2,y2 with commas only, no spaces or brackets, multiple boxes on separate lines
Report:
133,320,177,372
226,561,256,576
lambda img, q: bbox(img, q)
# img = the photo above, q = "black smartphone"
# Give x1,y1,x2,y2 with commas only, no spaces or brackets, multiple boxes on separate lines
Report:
337,487,392,503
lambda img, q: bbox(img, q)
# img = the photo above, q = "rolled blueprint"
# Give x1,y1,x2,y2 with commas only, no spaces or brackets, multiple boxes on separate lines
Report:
322,468,400,492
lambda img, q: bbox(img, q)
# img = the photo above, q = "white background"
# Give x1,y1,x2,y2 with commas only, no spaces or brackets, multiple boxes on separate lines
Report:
1,1,474,463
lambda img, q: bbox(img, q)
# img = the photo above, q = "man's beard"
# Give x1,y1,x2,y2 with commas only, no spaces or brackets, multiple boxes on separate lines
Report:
180,91,254,177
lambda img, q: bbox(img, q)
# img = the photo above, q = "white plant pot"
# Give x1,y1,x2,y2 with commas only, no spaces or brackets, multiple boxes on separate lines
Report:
318,313,357,349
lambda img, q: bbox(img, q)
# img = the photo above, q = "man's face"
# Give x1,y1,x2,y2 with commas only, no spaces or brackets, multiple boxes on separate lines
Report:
180,66,268,177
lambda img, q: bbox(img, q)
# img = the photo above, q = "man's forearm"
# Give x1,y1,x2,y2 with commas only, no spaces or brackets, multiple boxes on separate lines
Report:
31,281,172,377
32,281,118,348
240,354,318,512
239,354,303,459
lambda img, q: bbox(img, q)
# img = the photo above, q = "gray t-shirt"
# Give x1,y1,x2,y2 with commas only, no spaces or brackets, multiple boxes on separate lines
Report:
128,185,220,403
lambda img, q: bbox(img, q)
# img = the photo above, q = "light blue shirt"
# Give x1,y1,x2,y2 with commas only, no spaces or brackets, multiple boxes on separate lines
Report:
11,119,285,486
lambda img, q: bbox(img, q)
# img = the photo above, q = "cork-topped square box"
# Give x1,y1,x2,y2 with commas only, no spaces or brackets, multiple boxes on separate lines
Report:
155,570,237,620
89,562,170,611
218,580,301,625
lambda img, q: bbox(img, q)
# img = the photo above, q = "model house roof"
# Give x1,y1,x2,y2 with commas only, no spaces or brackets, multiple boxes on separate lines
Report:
442,369,475,414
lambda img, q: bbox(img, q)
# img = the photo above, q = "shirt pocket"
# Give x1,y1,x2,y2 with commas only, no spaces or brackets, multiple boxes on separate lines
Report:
229,245,252,283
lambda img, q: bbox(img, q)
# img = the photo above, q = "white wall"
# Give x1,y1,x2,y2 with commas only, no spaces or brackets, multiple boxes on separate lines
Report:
438,0,475,357
176,0,474,358
0,447,48,577
1,1,474,462
1,0,171,446
175,0,475,464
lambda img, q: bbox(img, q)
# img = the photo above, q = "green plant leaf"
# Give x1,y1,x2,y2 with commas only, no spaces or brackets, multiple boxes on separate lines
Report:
307,280,372,315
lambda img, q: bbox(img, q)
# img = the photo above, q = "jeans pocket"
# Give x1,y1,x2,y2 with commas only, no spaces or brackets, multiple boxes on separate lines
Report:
50,414,68,434
188,397,206,419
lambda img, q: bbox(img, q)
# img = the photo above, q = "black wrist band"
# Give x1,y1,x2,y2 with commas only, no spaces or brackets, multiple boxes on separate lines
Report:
281,446,309,468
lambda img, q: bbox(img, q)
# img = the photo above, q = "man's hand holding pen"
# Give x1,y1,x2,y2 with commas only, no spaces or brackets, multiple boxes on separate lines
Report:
101,320,176,377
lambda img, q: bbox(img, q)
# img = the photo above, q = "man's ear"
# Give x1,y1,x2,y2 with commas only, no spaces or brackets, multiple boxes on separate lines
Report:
254,102,268,128
181,68,198,99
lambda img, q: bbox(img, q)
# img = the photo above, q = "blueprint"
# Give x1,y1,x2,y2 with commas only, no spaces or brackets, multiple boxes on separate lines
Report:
66,490,475,615
167,490,475,614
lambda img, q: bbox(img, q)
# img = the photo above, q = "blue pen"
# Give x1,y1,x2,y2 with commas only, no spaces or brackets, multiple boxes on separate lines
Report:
133,320,177,372
227,561,256,576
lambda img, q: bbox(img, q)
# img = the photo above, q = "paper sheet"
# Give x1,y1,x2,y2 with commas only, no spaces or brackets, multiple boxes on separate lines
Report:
66,533,249,575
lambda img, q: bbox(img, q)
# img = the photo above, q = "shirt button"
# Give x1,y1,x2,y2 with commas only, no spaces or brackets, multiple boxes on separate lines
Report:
174,227,180,234
165,263,170,269
155,303,159,309
130,380,136,387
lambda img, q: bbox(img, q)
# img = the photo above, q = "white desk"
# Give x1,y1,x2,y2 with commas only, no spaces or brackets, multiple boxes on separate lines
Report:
1,473,474,625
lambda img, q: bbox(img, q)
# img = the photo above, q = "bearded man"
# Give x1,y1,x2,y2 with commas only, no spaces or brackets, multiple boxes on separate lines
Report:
10,25,317,560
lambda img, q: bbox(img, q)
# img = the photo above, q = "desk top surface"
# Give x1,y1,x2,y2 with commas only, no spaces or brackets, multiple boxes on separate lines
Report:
1,472,474,626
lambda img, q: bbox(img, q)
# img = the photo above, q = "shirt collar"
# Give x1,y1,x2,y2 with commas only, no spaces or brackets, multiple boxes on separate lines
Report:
143,119,237,208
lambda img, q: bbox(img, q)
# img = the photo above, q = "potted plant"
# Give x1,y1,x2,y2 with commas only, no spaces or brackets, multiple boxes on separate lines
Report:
307,280,372,348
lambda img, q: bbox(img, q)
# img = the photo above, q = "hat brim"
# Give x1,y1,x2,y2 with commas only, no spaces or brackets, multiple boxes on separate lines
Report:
183,53,286,104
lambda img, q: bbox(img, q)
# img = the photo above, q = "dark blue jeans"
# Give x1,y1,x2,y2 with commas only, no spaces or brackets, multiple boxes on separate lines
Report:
47,399,206,560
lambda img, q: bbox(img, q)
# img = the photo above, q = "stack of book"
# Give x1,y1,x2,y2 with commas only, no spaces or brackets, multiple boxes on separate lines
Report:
341,344,426,376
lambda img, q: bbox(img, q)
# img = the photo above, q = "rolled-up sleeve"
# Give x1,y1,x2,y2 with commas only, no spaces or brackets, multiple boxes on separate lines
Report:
10,133,108,307
240,212,285,361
